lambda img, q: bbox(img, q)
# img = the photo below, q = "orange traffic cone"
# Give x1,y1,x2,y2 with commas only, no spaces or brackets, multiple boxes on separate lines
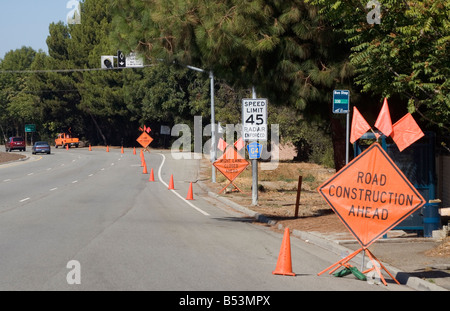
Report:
272,228,296,276
143,163,148,174
133,147,136,155
186,182,194,200
168,174,174,190
89,144,92,151
149,168,155,182
121,146,124,154
106,145,109,152
66,144,69,150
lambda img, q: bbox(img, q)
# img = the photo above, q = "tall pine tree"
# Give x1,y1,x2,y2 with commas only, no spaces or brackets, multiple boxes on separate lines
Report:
111,0,354,168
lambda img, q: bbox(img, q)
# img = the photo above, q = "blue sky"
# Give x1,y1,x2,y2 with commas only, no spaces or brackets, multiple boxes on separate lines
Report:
0,0,69,59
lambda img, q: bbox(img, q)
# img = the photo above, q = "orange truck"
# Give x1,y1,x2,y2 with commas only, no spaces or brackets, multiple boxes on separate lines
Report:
55,133,79,148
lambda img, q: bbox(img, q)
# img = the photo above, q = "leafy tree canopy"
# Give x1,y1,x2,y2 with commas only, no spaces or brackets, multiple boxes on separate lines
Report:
309,0,450,136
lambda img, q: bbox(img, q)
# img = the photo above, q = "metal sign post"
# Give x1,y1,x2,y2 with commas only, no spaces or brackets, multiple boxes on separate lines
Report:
242,87,267,206
186,65,216,183
333,90,350,164
25,124,36,147
252,87,258,206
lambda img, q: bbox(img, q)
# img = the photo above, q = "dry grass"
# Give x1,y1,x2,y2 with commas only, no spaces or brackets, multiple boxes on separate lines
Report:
202,158,336,219
425,237,450,257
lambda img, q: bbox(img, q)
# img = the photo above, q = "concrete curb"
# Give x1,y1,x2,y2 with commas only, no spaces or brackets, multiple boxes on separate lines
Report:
206,190,448,291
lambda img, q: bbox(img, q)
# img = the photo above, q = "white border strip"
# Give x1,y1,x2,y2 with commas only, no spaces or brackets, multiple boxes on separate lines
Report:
157,153,209,216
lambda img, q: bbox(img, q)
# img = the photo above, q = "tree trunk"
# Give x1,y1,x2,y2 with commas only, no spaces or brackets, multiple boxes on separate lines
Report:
88,112,107,146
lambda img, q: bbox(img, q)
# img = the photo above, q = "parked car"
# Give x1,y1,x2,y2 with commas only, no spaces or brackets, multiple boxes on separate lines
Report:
32,141,51,154
5,137,26,152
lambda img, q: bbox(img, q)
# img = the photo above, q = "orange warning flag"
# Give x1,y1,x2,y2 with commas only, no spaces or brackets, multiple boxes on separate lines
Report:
391,113,424,152
374,98,393,137
350,107,371,144
234,137,245,151
217,138,228,152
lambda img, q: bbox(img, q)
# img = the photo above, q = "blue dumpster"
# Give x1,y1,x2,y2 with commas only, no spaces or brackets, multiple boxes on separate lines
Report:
354,132,441,236
423,203,441,237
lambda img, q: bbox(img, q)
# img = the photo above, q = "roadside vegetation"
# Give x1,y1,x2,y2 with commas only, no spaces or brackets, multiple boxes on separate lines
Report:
0,0,448,171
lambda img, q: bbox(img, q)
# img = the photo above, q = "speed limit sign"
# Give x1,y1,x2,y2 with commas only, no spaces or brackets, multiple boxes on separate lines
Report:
242,98,268,141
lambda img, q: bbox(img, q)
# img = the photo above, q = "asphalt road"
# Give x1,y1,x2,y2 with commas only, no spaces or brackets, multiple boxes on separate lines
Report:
0,146,408,291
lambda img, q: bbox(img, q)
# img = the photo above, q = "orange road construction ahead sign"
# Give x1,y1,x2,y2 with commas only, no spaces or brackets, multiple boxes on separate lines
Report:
318,143,425,248
136,132,153,148
213,147,249,182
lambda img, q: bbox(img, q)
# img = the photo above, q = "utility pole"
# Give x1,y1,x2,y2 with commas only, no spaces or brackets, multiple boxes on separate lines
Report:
187,66,216,182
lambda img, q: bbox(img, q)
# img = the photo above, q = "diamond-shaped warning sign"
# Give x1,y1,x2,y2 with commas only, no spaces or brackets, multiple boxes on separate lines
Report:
136,132,153,148
213,147,249,182
318,143,425,248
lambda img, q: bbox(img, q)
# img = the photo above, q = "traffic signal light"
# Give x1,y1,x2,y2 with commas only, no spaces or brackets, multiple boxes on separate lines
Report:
101,56,114,69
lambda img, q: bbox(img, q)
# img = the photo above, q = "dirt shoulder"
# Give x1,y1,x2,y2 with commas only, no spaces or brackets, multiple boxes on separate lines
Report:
0,151,26,164
201,157,351,234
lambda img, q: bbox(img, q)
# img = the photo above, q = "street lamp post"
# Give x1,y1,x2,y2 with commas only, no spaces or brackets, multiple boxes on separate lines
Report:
187,65,216,183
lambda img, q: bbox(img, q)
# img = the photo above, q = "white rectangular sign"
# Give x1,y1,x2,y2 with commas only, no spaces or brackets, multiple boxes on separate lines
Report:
126,52,144,68
242,98,268,141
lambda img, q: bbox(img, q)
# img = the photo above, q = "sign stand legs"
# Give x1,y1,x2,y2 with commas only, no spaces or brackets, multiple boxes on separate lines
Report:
318,248,361,276
252,158,258,205
219,180,244,194
318,247,399,286
362,248,400,286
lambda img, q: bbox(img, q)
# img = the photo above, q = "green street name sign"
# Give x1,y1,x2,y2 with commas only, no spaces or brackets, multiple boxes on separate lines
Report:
25,124,36,133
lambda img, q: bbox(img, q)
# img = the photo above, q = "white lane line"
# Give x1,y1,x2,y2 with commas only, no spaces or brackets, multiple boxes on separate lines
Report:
72,180,78,184
88,174,94,177
28,173,34,176
3,179,11,182
20,198,30,203
157,153,209,216
50,187,58,191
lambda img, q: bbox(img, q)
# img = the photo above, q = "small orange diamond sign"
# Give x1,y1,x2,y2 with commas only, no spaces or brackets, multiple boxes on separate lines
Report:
318,143,425,248
136,132,153,148
213,147,249,182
